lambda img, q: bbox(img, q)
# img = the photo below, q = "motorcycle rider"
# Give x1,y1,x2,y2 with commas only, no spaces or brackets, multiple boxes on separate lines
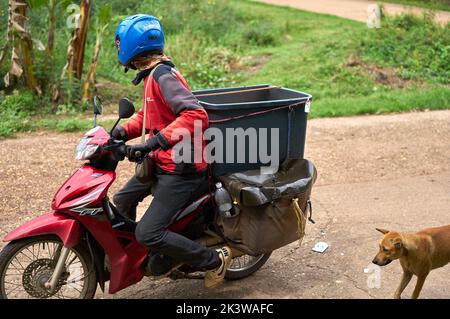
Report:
111,14,231,288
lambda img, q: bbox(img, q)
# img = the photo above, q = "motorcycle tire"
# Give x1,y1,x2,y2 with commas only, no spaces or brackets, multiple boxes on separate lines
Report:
0,235,97,299
225,252,271,280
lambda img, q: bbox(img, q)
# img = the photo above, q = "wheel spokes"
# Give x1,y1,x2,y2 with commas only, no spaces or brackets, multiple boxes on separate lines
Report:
228,254,261,271
2,240,89,299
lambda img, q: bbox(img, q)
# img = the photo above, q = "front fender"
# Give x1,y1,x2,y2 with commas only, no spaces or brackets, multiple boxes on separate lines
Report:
3,212,82,248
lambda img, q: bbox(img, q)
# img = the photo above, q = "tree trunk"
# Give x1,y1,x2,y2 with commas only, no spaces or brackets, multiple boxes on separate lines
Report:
0,0,13,68
64,0,90,81
42,0,57,97
82,28,102,102
46,0,56,65
4,0,41,94
75,0,90,80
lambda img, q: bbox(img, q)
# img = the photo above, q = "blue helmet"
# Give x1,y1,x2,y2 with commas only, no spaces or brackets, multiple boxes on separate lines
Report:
115,14,165,66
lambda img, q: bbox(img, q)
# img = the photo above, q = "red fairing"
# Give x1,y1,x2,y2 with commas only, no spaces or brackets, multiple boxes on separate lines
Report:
52,165,115,211
3,213,81,248
106,231,148,294
52,126,114,211
63,210,149,293
84,126,110,145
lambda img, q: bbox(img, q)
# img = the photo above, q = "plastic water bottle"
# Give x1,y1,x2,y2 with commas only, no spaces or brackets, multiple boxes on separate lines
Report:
214,182,233,218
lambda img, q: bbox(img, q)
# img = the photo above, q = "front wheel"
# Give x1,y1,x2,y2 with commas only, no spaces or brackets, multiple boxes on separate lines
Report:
0,235,97,299
225,253,271,280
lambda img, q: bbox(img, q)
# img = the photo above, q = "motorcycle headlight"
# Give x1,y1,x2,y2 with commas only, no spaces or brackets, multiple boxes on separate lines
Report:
75,137,99,160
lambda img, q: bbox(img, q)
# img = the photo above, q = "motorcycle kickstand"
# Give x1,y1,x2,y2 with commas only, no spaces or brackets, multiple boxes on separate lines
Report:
45,246,70,291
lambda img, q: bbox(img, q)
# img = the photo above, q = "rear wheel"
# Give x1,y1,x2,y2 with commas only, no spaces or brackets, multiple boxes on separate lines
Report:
225,253,271,280
0,236,97,299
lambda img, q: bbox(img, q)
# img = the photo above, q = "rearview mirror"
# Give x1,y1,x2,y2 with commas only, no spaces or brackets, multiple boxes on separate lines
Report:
93,96,103,115
118,97,135,119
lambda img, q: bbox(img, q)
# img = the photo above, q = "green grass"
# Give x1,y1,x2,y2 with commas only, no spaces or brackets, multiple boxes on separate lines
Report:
0,0,449,138
236,1,450,112
312,87,450,118
379,0,450,12
361,13,450,84
0,116,93,138
37,117,117,133
0,115,117,138
0,90,117,137
236,4,371,100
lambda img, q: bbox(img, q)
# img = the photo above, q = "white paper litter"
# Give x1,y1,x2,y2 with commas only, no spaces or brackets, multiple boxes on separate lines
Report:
312,241,329,253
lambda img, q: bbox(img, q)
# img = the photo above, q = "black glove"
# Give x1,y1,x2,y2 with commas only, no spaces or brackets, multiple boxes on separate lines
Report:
111,124,128,142
125,136,160,161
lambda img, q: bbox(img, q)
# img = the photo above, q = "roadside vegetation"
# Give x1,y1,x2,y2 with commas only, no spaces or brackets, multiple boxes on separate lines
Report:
0,0,449,137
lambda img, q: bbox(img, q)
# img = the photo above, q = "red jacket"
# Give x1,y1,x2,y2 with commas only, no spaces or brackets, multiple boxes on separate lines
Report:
120,62,209,174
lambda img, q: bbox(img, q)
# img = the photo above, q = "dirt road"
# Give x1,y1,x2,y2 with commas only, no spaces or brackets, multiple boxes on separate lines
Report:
0,110,449,299
256,0,450,24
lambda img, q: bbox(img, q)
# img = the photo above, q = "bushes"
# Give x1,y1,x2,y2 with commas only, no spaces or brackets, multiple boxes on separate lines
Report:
54,118,92,132
242,20,279,46
0,90,36,114
0,90,94,137
361,13,450,84
139,0,243,39
168,36,242,89
0,90,38,137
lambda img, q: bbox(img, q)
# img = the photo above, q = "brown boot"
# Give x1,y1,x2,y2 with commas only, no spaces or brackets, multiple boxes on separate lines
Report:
204,246,232,289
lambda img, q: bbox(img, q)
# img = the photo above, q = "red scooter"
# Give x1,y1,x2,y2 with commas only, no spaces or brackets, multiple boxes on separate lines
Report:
0,97,270,299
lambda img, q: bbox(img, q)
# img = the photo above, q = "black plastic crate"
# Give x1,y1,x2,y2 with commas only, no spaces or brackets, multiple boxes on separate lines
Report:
193,85,312,176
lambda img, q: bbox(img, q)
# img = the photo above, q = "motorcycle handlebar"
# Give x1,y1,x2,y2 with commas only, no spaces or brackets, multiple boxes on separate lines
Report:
103,139,126,161
104,138,149,163
116,144,127,158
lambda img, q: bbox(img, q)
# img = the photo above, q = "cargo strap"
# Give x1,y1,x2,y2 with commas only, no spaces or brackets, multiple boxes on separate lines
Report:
208,100,307,124
307,199,315,224
292,198,307,245
141,64,161,142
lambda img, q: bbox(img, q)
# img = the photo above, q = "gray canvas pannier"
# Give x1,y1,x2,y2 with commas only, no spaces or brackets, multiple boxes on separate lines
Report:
217,159,317,256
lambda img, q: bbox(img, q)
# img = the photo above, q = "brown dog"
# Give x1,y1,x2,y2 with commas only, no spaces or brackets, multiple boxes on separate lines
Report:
372,225,450,299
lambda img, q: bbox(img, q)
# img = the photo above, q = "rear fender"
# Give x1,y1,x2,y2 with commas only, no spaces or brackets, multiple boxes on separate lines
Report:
3,212,82,248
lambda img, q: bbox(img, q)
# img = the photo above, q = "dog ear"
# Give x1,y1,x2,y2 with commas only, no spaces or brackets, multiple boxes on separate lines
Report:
376,228,389,234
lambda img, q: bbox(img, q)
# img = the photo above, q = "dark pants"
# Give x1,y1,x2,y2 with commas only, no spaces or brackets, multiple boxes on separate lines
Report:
113,175,152,222
113,172,219,269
